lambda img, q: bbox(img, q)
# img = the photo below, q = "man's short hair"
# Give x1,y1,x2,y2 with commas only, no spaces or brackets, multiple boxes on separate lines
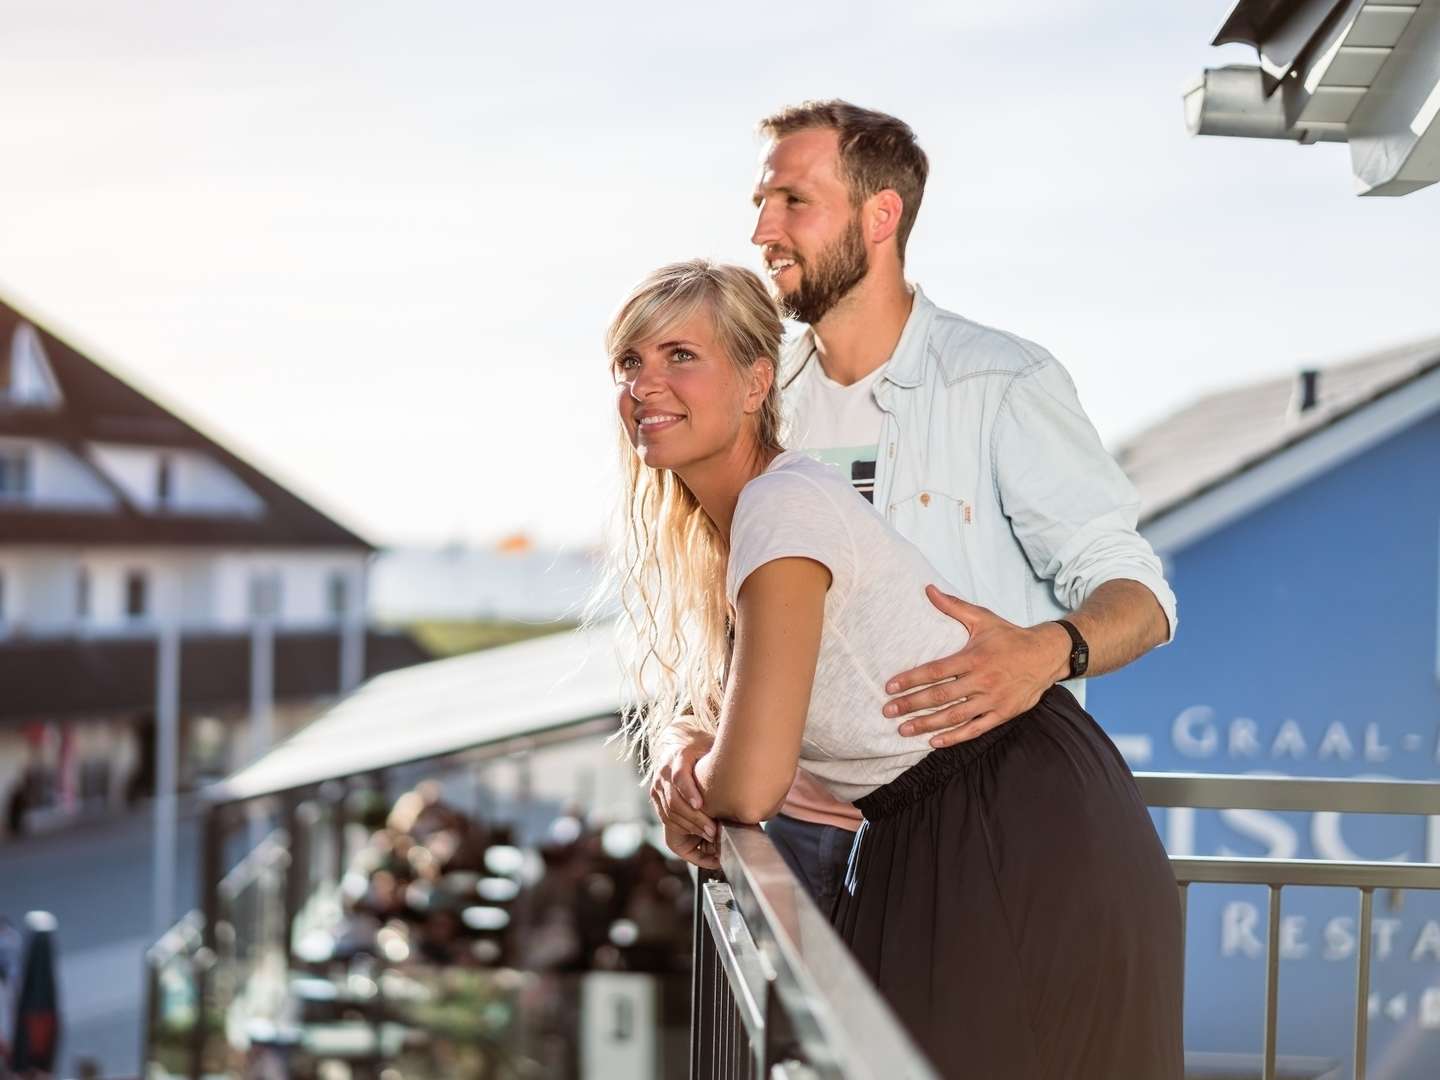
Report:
758,100,929,260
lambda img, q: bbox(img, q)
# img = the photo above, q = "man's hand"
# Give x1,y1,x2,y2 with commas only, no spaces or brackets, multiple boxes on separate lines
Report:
883,585,1070,747
649,734,717,842
663,822,720,870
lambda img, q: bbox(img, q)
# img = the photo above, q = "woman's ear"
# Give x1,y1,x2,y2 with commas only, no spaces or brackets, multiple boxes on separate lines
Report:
744,357,776,413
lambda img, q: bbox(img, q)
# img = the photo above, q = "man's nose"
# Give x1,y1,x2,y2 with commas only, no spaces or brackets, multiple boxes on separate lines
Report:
751,204,781,248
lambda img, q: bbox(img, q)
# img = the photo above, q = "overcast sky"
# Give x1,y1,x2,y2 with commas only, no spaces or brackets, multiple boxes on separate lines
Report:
3,1,1437,549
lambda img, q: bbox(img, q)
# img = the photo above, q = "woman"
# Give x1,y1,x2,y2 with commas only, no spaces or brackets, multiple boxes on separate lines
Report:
605,259,1182,1079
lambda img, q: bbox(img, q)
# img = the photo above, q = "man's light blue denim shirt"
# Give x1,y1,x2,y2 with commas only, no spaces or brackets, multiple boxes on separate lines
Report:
781,285,1177,706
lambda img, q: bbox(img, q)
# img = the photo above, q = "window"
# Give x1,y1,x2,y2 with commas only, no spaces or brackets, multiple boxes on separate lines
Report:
125,571,148,618
156,456,173,506
327,572,349,618
249,572,281,619
0,448,30,500
76,568,90,619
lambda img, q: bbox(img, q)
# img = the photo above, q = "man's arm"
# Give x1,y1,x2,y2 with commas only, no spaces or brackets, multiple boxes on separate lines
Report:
883,581,1166,747
885,357,1175,745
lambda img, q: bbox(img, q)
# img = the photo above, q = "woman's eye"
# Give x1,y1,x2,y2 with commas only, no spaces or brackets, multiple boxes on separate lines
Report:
616,355,640,371
672,349,696,362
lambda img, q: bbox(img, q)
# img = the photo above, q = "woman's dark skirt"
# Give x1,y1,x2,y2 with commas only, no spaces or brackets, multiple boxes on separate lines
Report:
831,685,1184,1080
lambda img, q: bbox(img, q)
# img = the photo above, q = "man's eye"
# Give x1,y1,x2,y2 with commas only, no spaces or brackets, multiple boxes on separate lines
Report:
786,195,802,206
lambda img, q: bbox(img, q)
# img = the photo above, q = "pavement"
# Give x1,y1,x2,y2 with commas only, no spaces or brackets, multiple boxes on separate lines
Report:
0,802,201,1078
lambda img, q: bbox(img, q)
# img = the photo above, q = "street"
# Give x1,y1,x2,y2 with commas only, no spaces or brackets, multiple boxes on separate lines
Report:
0,804,201,1078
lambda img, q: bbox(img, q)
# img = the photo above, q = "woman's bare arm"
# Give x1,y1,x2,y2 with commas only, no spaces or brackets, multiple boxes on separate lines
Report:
694,556,829,824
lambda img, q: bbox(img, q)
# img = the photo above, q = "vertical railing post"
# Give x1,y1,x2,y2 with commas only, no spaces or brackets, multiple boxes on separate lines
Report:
691,867,721,1080
1354,886,1375,1080
1262,884,1282,1080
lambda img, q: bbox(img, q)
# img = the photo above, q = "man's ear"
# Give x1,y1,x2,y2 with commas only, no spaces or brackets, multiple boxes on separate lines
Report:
865,189,904,248
745,357,776,412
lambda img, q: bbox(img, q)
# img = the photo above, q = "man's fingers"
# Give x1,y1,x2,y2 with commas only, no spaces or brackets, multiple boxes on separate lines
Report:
896,697,990,738
925,584,987,629
884,654,967,695
884,675,981,720
929,712,1004,748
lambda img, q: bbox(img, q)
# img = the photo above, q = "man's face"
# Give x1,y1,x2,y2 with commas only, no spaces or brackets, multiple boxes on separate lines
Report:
751,128,869,326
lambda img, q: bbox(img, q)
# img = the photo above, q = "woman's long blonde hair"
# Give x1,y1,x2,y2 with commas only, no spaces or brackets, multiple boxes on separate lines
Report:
599,260,785,776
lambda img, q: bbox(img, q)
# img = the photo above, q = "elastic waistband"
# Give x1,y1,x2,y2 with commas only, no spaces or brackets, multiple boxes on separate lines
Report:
854,686,1078,820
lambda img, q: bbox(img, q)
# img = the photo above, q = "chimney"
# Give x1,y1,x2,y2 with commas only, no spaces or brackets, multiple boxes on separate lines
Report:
1297,369,1320,413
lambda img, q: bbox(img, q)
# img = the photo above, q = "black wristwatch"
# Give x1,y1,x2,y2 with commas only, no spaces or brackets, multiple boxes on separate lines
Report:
1054,619,1090,679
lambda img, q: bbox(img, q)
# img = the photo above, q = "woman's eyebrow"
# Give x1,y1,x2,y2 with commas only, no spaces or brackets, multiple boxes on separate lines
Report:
654,339,700,351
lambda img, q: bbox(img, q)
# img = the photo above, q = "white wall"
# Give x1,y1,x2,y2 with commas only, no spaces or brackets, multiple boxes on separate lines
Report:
0,547,368,635
87,443,263,516
0,437,118,509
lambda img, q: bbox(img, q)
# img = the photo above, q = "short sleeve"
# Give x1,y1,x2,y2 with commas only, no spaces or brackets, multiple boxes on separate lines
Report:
725,470,855,609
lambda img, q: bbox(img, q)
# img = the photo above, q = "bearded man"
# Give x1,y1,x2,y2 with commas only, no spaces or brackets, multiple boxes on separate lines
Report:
650,100,1177,913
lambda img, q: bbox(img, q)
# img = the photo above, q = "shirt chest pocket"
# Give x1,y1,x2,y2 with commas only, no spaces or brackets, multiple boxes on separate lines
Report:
887,488,974,593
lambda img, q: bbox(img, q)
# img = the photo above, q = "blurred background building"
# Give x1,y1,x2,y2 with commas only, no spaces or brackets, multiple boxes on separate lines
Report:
0,301,429,839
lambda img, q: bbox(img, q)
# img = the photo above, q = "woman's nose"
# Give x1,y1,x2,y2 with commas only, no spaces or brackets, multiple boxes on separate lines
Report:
629,365,665,400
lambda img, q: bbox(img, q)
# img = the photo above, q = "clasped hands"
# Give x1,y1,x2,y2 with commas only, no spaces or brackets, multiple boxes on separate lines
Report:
652,585,1072,868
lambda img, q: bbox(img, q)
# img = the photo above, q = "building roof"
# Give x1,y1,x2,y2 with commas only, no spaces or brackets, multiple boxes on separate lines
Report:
0,629,430,724
209,622,627,803
1118,334,1440,528
0,297,371,549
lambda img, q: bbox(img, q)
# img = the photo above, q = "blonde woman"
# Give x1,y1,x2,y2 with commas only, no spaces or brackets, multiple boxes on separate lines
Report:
606,259,1182,1079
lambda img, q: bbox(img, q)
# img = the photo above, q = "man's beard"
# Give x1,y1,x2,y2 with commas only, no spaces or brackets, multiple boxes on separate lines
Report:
774,216,868,326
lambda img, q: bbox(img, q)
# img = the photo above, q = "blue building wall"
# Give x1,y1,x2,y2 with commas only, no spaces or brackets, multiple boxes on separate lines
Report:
1092,407,1440,1076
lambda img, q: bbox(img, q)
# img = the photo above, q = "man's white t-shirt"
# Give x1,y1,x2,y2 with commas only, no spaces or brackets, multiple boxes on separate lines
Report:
783,357,887,504
726,451,970,802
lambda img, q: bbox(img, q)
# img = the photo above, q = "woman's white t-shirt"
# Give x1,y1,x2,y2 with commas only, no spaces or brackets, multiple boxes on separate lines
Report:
725,451,971,802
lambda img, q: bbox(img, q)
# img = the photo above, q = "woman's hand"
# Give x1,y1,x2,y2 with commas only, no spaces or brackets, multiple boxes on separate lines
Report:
649,734,717,841
663,822,720,870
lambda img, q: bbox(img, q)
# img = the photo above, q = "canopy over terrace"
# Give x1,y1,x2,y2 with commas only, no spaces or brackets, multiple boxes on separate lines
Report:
1185,0,1440,194
206,622,631,806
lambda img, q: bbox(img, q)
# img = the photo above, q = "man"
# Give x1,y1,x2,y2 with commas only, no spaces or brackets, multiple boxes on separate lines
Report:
650,101,1175,910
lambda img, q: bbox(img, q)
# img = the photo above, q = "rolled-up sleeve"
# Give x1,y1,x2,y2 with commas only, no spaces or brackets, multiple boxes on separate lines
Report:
991,356,1177,642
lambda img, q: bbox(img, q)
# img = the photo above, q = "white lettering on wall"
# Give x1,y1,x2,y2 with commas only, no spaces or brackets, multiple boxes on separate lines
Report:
1375,919,1403,961
1365,723,1392,763
1166,807,1195,857
1271,719,1307,759
1324,917,1356,960
1411,921,1440,963
1174,706,1218,758
1222,902,1264,958
1229,718,1262,758
1219,808,1299,859
1280,916,1309,959
1316,721,1356,761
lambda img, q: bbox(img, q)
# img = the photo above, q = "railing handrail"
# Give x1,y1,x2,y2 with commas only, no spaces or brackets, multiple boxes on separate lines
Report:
217,827,291,903
1172,854,1440,888
1134,771,1440,815
716,823,938,1080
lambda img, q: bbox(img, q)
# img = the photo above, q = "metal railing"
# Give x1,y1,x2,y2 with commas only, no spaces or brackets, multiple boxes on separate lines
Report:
1135,772,1440,1080
691,825,939,1080
692,772,1440,1080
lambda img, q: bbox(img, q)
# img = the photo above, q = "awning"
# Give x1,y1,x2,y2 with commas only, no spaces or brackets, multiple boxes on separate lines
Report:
206,622,631,804
1185,0,1440,195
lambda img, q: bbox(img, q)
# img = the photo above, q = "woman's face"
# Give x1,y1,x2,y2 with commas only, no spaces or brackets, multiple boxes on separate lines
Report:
613,309,760,473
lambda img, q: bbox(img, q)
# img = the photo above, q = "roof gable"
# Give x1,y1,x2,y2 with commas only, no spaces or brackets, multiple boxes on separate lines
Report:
0,296,371,549
1123,336,1440,552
